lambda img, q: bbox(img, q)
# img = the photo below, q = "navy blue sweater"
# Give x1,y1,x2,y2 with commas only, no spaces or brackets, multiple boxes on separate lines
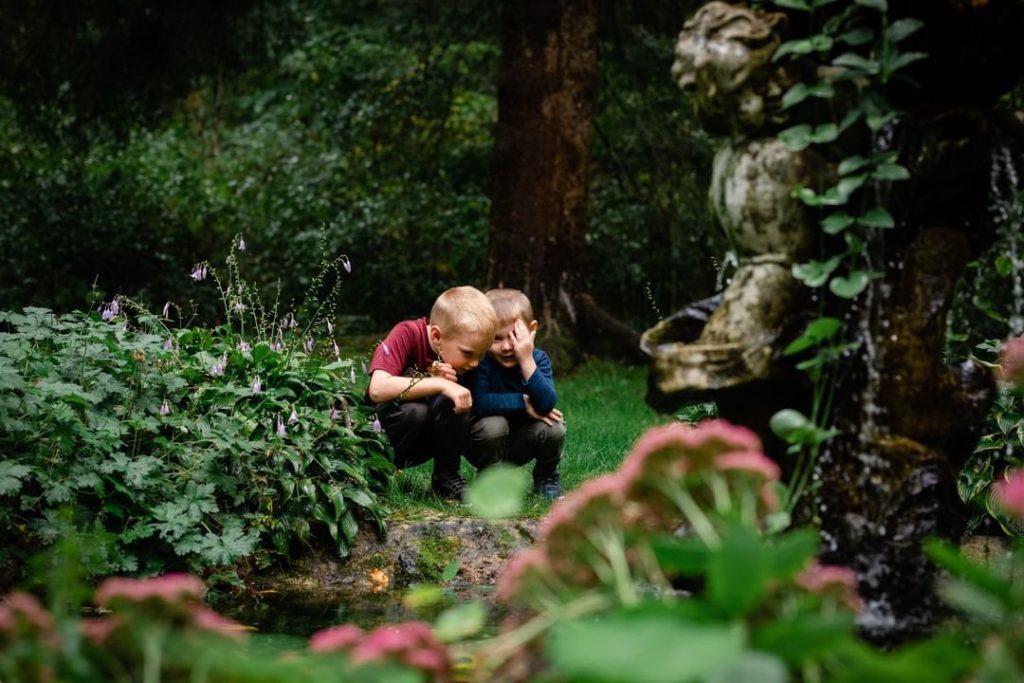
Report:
465,350,557,417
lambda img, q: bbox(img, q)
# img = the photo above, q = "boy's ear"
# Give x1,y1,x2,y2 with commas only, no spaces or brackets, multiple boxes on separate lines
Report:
428,324,442,345
528,320,539,332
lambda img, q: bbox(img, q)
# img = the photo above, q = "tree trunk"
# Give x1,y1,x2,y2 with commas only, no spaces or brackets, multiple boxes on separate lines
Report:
488,0,598,347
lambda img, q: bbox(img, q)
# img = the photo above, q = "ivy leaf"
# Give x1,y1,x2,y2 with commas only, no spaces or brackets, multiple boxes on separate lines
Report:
838,155,870,176
809,123,839,144
771,0,811,11
866,110,897,131
873,163,910,181
829,271,871,298
784,317,842,355
792,257,841,287
0,462,31,496
821,212,855,235
857,207,895,229
779,124,812,151
854,0,888,10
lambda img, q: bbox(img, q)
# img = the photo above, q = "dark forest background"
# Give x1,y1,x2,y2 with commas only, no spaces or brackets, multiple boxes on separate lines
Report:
0,0,722,340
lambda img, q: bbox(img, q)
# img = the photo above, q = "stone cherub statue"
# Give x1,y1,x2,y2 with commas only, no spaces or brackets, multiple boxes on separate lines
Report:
643,1,819,419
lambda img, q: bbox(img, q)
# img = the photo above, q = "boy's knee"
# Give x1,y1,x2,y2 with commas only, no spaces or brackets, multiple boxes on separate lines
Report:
538,419,566,444
471,415,509,442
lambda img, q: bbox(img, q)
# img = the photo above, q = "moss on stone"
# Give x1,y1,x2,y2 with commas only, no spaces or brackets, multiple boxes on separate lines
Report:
415,535,462,582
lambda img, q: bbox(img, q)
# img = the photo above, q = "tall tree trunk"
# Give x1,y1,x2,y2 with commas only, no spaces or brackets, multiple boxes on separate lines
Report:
488,0,598,347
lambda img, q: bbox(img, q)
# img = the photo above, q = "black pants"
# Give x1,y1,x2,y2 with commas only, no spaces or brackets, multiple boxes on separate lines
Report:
467,415,566,482
377,395,469,478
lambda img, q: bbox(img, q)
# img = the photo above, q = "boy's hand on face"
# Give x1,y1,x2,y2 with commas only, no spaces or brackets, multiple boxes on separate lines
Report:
443,382,473,414
509,319,536,364
429,359,458,382
524,396,563,425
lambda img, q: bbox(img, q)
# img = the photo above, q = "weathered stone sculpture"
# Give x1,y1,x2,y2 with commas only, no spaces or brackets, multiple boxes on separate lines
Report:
643,2,816,435
648,0,1024,642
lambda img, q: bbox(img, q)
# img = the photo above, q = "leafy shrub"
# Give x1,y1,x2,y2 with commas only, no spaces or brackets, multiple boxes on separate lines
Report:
0,299,392,580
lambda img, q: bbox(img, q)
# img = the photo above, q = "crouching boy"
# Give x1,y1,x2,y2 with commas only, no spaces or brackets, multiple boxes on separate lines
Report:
366,286,497,500
466,288,566,499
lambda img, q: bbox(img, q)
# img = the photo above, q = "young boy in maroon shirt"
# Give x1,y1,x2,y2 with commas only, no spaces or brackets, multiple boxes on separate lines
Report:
366,286,497,499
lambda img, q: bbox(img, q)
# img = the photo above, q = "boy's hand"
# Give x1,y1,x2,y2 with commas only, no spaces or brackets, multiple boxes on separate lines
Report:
509,319,536,365
524,396,563,425
443,381,473,414
429,359,458,382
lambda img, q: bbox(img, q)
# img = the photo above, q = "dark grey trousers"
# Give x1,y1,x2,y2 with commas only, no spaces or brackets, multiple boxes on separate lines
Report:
467,415,566,481
377,395,469,477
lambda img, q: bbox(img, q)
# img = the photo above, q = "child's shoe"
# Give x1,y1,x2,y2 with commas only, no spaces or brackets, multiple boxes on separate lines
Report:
533,472,564,500
431,472,467,501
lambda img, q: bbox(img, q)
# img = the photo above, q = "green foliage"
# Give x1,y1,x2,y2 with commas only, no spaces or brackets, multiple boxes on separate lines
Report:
0,303,393,579
766,0,920,513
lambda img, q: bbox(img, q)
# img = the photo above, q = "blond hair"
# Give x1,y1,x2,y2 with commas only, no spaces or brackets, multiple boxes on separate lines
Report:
430,286,498,337
486,288,534,325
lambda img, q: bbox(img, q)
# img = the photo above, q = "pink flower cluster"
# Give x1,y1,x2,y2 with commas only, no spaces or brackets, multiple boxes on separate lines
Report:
498,420,782,605
0,592,55,643
995,469,1024,519
795,562,863,612
999,336,1024,386
309,621,452,682
86,574,244,643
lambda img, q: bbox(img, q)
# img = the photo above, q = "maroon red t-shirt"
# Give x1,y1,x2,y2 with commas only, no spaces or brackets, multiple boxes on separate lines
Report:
366,318,438,403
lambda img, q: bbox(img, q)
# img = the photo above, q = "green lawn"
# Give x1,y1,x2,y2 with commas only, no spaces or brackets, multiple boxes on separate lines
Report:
383,358,670,518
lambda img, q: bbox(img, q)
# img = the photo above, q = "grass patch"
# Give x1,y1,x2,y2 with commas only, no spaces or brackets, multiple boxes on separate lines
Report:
382,357,670,518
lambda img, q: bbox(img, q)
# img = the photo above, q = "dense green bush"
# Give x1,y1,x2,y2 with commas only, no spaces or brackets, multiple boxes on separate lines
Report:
0,300,392,581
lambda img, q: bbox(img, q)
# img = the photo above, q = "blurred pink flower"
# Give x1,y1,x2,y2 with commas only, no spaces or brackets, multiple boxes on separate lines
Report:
538,473,626,543
496,547,552,604
999,336,1024,385
351,622,452,682
193,607,247,641
94,573,205,608
0,592,54,634
715,451,780,482
995,469,1024,518
80,616,120,645
309,624,364,652
795,562,863,612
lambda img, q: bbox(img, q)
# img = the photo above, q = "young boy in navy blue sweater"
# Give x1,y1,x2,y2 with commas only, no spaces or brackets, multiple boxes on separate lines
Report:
466,288,566,499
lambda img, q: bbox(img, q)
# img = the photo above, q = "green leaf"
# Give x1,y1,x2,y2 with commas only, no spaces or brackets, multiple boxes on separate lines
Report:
753,613,856,664
433,601,485,643
838,155,870,175
441,559,460,583
779,124,812,152
650,534,711,576
771,0,811,11
792,256,841,287
821,212,855,235
708,524,768,617
464,464,529,519
547,611,745,683
191,523,258,566
837,28,874,46
0,462,31,496
765,529,820,579
770,409,812,441
854,0,887,10
782,83,810,109
829,271,871,298
857,207,895,229
836,173,867,198
833,52,880,75
885,18,924,43
810,123,839,144
784,317,842,355
707,652,788,683
873,163,910,181
888,51,927,73
995,254,1014,277
866,110,897,131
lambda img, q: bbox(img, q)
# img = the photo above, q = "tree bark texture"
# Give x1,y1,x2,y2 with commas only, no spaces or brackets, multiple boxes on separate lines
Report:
488,0,598,340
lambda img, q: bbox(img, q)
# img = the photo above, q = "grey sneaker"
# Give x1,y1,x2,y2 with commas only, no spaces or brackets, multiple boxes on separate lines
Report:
533,474,564,500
